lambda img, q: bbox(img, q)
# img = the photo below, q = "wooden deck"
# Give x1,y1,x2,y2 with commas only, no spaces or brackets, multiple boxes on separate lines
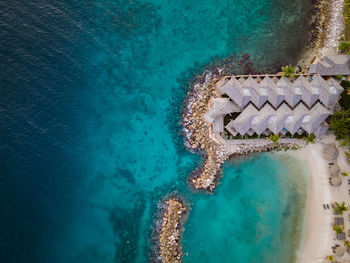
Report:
227,72,310,78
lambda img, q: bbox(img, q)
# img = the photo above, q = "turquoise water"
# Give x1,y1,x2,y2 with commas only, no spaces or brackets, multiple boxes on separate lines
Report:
1,0,312,262
76,1,312,261
183,154,308,263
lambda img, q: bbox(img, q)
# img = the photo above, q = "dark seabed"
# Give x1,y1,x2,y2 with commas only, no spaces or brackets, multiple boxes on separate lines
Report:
0,0,312,262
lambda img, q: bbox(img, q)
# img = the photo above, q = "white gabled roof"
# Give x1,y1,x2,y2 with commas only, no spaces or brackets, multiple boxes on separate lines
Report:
203,98,241,123
217,74,342,110
225,102,330,137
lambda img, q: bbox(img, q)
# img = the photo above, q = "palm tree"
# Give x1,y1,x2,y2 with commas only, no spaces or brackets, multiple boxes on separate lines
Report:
333,201,349,214
342,172,349,177
282,65,296,78
267,133,280,144
333,223,344,234
325,255,335,262
345,240,350,252
304,134,316,145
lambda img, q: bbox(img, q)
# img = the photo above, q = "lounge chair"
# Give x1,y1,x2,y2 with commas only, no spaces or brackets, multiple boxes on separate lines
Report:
337,232,346,240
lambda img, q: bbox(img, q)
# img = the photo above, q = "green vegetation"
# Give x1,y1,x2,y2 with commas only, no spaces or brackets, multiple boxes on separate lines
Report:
325,255,335,263
281,65,296,78
342,89,350,109
341,81,350,110
334,75,343,81
333,223,345,234
330,109,350,147
267,133,280,144
333,201,349,215
303,134,315,145
345,0,350,40
345,240,350,252
342,171,349,177
338,40,350,54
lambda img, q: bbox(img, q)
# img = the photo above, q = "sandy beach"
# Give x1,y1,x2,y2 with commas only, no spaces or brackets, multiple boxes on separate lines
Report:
294,135,350,263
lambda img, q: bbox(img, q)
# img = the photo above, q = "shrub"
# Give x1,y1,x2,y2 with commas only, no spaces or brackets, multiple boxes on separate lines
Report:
304,134,316,144
330,109,350,146
333,223,345,234
338,41,350,53
281,65,296,78
325,255,335,262
267,133,280,144
335,75,343,81
333,201,349,214
340,82,350,109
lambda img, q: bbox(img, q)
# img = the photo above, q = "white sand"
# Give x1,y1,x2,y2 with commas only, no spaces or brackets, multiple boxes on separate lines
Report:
293,135,350,263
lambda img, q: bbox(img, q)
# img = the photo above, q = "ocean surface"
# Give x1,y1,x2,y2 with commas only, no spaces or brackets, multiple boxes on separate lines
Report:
183,154,308,263
0,1,312,262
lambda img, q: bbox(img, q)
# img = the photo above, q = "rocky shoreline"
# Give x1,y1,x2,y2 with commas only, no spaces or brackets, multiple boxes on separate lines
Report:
181,74,304,191
190,141,303,192
155,0,344,262
157,197,186,263
181,0,343,192
298,0,344,68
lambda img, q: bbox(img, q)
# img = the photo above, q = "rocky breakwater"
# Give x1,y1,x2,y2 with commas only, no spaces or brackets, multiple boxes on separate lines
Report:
158,198,187,263
299,0,344,67
182,72,223,192
182,73,303,192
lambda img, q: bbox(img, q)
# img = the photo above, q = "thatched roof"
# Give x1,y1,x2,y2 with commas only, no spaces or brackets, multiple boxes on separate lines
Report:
309,55,350,76
335,246,345,256
226,102,330,137
323,144,339,161
204,98,241,124
216,74,343,109
329,164,340,177
330,176,342,186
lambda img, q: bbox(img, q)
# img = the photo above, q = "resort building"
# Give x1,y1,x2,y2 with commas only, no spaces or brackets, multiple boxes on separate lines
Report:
204,74,344,140
309,55,350,76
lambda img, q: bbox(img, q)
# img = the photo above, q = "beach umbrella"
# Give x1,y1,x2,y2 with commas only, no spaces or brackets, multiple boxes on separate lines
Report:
329,164,340,177
330,176,342,186
323,143,339,161
335,246,345,256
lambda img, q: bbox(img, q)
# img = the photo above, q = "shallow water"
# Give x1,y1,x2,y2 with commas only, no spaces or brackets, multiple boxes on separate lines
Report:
0,0,312,262
183,153,308,263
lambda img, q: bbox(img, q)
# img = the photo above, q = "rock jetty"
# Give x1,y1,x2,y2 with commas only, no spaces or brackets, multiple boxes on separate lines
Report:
158,198,186,263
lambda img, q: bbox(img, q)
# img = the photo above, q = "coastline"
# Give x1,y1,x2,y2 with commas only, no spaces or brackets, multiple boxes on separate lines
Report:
298,0,344,69
156,0,346,261
181,0,345,193
292,143,333,263
292,134,350,263
294,1,347,262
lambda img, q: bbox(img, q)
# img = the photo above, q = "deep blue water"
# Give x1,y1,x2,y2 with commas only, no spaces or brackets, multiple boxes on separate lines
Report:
0,1,312,262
